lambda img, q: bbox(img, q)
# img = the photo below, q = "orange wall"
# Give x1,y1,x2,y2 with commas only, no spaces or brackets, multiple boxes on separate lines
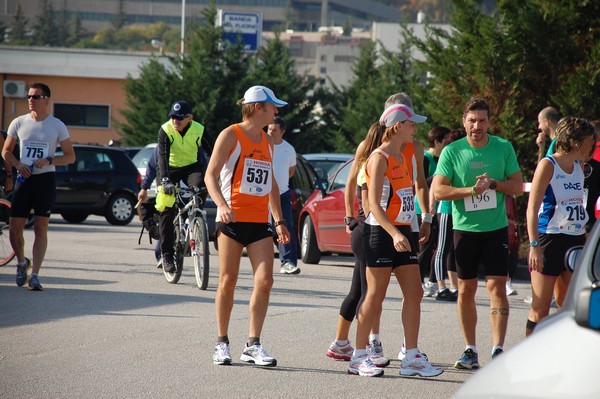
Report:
1,75,128,145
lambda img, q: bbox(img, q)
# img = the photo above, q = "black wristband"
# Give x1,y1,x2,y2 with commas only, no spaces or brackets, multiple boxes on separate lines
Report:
275,220,286,227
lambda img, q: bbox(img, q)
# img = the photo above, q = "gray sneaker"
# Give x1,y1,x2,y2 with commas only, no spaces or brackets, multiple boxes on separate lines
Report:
28,274,43,291
280,262,300,275
16,258,31,287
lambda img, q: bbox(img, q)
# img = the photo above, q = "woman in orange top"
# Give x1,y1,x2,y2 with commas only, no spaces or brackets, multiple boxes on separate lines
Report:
205,85,290,368
348,104,443,379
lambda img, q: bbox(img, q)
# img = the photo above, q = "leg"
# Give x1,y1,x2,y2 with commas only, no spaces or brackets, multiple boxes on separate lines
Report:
486,276,509,347
9,217,26,263
553,272,571,308
31,216,50,274
246,237,276,339
277,190,298,267
159,206,176,257
457,278,478,345
215,233,243,337
527,271,556,324
394,264,423,350
355,267,391,349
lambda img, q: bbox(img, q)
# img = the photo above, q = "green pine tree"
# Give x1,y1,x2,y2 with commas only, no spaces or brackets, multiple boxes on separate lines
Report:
10,3,30,44
32,0,59,46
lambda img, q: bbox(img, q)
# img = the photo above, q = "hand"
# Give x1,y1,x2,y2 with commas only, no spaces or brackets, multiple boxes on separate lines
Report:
393,232,411,252
162,180,175,195
528,246,543,272
218,205,235,224
276,224,290,244
138,189,148,203
536,132,545,148
418,221,431,244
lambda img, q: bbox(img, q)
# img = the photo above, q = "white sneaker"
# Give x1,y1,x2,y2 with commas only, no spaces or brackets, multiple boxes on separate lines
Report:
400,354,444,377
326,340,354,361
347,355,384,377
240,343,277,367
506,279,518,296
398,344,429,361
280,262,301,275
368,338,384,357
213,342,232,365
423,281,436,297
367,344,390,367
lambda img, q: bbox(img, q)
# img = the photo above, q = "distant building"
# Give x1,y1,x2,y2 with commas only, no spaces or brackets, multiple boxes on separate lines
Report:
0,0,403,34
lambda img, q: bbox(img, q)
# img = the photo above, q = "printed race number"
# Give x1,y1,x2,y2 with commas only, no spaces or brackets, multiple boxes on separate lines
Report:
464,189,497,212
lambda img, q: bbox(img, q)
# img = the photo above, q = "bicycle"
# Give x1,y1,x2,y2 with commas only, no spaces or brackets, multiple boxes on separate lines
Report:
0,194,15,266
163,185,210,290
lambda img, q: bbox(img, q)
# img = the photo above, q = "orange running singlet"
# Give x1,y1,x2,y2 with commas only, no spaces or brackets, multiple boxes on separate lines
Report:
365,148,415,226
217,124,273,223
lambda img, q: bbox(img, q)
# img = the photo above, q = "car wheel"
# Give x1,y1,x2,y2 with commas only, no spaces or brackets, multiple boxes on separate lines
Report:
300,216,321,264
61,213,89,223
105,193,135,226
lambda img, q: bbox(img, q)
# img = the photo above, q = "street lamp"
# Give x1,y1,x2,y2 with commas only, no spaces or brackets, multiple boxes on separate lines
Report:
181,0,186,54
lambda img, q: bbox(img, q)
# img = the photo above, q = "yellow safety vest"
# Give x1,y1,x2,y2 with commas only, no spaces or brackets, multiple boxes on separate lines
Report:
161,120,204,167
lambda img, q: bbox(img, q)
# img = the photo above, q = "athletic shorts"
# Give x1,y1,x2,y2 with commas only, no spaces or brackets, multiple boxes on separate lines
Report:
11,172,56,218
538,233,586,276
453,227,509,279
364,224,418,268
217,221,273,246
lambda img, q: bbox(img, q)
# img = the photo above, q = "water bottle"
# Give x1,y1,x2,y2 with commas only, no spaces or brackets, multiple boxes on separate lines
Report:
16,164,34,183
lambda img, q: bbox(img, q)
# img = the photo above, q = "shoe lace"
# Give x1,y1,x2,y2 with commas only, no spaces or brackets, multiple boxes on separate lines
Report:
216,343,230,357
253,344,269,358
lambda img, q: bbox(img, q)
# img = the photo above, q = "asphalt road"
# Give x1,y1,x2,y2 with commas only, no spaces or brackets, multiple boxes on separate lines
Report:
0,215,536,399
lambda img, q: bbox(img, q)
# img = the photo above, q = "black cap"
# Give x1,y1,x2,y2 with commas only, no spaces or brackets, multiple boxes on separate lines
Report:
168,100,192,118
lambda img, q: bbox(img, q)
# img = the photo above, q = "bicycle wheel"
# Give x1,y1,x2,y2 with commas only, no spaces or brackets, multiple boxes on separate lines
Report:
163,220,184,284
192,216,210,290
0,199,15,266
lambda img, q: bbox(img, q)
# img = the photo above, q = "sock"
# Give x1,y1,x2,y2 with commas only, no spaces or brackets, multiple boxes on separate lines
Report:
368,333,380,343
352,348,367,359
466,345,477,353
31,273,38,278
247,337,260,346
492,345,503,355
335,339,350,347
405,348,419,361
18,259,27,266
450,288,458,293
526,319,537,336
217,335,229,344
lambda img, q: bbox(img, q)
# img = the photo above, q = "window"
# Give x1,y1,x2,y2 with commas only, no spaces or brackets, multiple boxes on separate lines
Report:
334,55,356,63
76,150,114,172
54,104,110,128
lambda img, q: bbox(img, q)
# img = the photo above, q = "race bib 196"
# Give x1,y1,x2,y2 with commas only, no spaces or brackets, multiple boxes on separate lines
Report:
464,189,497,212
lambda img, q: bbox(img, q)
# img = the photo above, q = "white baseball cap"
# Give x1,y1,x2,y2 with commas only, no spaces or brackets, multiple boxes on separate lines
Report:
380,104,427,127
242,85,287,107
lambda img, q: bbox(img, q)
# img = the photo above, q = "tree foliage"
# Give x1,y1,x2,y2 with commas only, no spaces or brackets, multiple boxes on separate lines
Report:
405,0,600,179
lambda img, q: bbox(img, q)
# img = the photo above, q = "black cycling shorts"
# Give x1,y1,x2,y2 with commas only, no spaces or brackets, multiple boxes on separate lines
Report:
538,233,586,276
364,224,418,268
11,172,56,218
453,227,509,279
217,221,273,246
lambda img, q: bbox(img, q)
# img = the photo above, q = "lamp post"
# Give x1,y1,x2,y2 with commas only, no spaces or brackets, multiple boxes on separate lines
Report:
181,0,186,54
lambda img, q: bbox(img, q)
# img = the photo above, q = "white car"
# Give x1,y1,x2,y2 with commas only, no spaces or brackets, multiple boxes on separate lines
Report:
455,227,600,398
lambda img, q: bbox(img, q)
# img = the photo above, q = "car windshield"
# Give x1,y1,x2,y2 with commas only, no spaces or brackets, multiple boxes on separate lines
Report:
329,161,352,191
309,160,348,180
132,146,155,169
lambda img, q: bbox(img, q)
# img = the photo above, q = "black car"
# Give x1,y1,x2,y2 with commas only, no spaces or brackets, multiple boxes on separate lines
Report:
54,144,141,225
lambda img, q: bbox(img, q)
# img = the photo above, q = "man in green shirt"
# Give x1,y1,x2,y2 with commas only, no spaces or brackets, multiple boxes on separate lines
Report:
432,98,523,369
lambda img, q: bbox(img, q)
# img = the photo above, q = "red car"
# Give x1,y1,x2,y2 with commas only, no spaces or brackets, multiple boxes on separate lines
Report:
298,158,521,266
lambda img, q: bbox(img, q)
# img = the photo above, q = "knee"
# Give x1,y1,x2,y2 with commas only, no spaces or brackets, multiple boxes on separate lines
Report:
218,273,238,293
255,275,273,292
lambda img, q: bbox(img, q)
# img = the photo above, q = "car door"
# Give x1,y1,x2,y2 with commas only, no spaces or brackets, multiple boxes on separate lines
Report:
313,161,352,252
55,148,112,208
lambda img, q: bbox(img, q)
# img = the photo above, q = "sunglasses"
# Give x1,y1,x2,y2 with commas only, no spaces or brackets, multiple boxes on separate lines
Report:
27,95,49,100
171,114,190,121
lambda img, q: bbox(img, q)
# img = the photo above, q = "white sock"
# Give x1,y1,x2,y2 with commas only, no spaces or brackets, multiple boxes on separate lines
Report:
405,348,419,361
492,345,503,355
335,339,349,347
352,348,367,359
368,333,380,343
466,345,477,353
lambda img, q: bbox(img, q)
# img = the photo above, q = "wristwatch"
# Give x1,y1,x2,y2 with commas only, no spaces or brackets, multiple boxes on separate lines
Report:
46,156,53,165
529,240,539,247
344,216,353,226
489,179,497,190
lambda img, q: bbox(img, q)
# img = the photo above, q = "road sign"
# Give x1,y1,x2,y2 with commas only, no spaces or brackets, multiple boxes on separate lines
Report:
217,10,262,53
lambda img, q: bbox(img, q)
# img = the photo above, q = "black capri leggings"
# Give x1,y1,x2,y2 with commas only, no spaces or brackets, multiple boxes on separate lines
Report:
339,222,367,321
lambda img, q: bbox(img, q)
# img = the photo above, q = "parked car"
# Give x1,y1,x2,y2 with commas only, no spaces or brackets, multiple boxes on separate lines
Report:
53,144,141,225
298,158,521,265
455,227,600,398
303,153,353,180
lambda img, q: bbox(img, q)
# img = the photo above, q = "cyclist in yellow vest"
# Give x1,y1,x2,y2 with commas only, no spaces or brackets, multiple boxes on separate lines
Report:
157,100,206,273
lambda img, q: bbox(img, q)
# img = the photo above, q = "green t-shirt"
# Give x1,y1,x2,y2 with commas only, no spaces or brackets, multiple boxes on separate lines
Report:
435,135,521,232
546,137,557,156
